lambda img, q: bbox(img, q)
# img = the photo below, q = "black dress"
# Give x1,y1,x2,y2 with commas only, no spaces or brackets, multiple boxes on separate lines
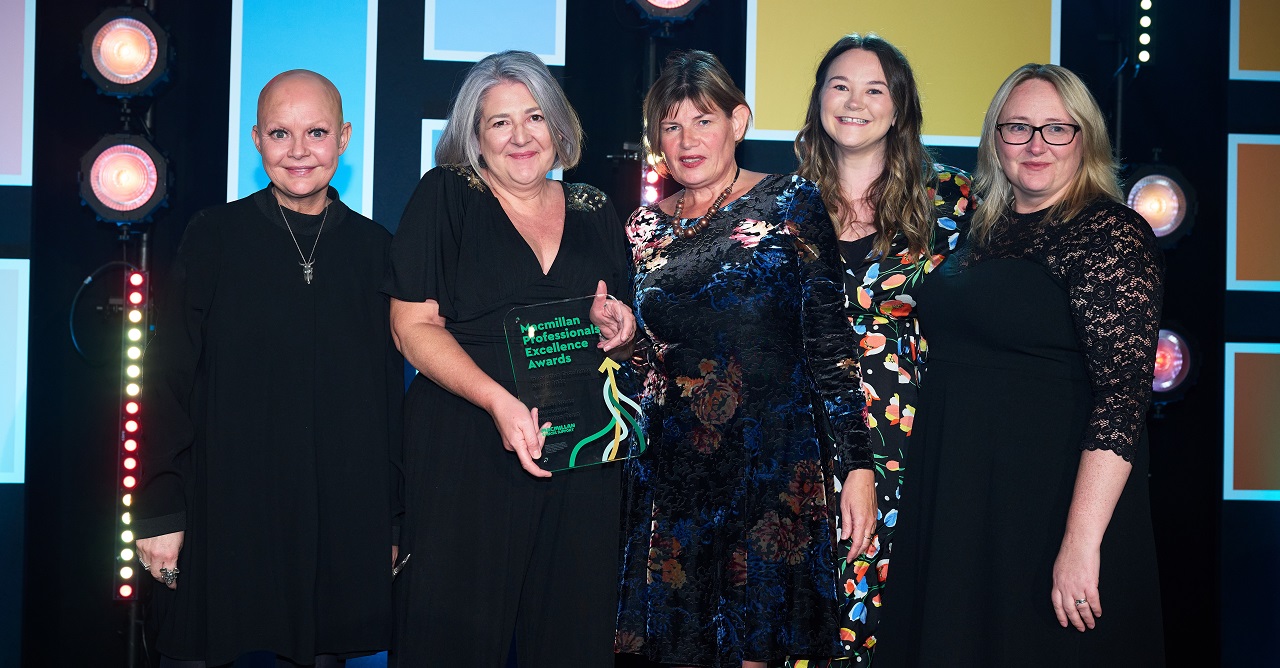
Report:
383,165,633,668
879,198,1166,666
135,188,404,665
615,174,871,666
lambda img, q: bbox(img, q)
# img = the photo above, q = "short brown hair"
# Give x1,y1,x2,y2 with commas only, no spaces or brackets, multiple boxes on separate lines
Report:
641,50,750,175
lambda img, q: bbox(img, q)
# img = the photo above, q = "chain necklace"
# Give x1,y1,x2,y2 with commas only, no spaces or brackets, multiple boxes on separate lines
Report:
276,198,329,285
672,167,741,239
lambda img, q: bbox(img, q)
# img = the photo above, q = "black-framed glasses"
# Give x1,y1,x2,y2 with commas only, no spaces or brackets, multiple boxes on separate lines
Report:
995,123,1081,146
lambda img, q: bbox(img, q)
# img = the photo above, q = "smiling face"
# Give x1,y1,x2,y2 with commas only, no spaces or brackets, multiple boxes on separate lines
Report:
252,73,351,212
996,78,1083,212
658,98,748,191
477,80,555,191
819,48,896,160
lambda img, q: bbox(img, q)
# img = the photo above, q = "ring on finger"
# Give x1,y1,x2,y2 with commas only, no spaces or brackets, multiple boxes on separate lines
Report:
1074,598,1088,606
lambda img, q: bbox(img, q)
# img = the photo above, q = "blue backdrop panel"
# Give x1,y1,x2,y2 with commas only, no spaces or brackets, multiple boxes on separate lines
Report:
229,0,376,214
0,260,29,484
424,0,562,63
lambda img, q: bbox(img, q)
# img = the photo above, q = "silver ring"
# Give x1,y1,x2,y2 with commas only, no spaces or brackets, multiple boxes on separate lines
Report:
159,567,180,586
138,555,151,570
1074,598,1088,606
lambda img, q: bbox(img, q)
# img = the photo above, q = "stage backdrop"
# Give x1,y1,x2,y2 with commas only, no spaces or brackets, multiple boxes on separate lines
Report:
744,0,1059,145
0,0,35,665
1223,2,1280,662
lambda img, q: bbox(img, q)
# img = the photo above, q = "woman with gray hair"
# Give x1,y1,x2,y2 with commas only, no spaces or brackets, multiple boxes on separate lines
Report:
383,50,636,666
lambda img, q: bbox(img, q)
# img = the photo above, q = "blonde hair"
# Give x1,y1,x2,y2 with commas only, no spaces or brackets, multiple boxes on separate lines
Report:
641,50,751,176
794,34,935,259
972,63,1122,244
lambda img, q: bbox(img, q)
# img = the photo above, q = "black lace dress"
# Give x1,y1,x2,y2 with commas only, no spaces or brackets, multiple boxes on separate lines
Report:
878,198,1166,666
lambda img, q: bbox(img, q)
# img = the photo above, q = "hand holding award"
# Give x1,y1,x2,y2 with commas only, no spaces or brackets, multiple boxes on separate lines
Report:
505,283,645,473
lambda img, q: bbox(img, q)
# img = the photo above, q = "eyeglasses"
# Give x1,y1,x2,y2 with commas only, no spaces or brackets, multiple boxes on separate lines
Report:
995,123,1081,146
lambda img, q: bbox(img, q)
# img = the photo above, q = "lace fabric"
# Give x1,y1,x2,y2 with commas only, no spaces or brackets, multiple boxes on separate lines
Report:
962,198,1165,461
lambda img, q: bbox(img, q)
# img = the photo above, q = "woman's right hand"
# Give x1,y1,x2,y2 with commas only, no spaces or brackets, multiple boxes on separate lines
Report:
136,531,184,590
488,392,552,478
839,468,877,562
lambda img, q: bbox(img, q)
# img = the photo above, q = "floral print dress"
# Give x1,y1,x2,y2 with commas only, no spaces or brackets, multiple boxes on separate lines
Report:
791,165,973,667
615,174,872,667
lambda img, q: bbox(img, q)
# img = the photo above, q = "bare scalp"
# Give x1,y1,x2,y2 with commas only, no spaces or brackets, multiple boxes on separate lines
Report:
256,69,344,127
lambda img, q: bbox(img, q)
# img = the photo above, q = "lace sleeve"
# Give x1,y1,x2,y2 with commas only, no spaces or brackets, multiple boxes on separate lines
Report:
785,177,872,479
1063,203,1164,461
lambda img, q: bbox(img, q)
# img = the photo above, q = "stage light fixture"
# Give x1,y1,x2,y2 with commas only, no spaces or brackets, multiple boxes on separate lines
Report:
630,0,707,21
1151,324,1198,411
82,6,169,97
80,134,169,225
1125,164,1196,248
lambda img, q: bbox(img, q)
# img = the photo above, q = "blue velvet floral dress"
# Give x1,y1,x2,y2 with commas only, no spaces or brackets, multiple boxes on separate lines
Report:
615,173,871,667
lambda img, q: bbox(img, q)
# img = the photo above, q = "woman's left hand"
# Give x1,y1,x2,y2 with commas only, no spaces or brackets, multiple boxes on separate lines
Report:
1051,538,1102,631
589,280,636,354
839,468,877,562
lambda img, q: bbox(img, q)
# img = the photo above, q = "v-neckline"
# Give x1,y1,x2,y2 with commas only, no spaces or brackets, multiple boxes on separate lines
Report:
495,180,566,277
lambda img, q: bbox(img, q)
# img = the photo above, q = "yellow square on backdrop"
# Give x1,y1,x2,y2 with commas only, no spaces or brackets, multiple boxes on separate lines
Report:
746,0,1057,144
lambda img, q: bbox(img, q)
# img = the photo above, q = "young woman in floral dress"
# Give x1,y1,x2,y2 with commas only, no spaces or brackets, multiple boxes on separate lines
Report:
789,34,974,665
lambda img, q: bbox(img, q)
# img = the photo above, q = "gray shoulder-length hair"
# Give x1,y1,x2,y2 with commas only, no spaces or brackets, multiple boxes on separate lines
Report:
434,50,583,174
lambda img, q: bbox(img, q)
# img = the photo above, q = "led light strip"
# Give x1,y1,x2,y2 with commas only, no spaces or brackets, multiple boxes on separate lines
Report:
114,270,148,599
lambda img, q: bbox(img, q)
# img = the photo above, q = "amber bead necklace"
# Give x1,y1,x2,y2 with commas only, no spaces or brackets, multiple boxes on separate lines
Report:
672,167,741,238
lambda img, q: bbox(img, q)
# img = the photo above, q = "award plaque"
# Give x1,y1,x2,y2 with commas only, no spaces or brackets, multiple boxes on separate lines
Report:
504,295,645,472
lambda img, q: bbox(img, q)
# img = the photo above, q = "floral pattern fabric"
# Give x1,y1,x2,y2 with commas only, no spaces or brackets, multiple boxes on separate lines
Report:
615,174,871,667
792,165,974,667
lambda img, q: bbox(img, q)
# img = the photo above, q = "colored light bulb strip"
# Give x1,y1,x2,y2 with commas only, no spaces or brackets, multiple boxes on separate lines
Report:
115,271,149,600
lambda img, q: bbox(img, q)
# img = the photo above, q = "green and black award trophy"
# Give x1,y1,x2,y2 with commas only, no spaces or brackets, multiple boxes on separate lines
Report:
504,295,645,472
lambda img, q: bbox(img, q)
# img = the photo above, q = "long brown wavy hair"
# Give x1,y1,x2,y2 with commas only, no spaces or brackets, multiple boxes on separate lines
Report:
795,34,936,259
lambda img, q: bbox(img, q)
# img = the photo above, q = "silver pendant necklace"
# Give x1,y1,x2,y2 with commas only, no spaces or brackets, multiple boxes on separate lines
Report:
277,199,328,285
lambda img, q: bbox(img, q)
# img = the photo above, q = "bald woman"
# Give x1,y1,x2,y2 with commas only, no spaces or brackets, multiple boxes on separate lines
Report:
133,70,403,668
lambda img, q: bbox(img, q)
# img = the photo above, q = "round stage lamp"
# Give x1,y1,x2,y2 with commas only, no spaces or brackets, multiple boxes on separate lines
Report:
80,134,169,224
1151,325,1198,408
82,7,169,97
630,0,708,21
1125,164,1196,248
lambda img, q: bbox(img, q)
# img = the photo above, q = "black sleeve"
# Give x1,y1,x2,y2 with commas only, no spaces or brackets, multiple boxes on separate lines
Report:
133,210,219,538
786,177,872,480
382,167,465,318
1066,204,1165,462
601,194,635,306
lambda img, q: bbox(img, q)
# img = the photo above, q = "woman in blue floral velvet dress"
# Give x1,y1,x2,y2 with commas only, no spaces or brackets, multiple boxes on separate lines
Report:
615,50,874,668
787,35,975,666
